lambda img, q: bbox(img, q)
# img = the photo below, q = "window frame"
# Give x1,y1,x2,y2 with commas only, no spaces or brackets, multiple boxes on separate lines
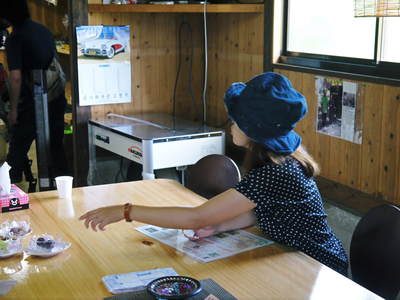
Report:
276,0,400,83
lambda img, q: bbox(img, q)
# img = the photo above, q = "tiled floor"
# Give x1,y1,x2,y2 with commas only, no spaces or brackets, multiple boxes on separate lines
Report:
12,139,73,193
324,200,361,259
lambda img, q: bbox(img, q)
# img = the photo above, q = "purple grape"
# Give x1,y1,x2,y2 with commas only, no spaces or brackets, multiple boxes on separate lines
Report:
44,240,55,249
10,227,22,235
36,237,46,247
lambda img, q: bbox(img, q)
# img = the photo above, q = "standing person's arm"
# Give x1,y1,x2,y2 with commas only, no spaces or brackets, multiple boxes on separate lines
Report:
5,35,23,126
7,69,21,125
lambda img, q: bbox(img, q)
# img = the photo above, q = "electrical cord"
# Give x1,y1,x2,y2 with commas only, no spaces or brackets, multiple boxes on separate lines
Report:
185,23,197,121
200,4,229,130
171,3,224,129
172,22,197,125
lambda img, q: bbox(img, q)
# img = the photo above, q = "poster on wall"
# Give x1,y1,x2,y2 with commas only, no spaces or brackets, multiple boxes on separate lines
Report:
76,25,131,106
315,76,362,144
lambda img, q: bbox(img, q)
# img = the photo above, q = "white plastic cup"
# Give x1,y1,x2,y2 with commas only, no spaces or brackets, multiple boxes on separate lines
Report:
55,176,73,199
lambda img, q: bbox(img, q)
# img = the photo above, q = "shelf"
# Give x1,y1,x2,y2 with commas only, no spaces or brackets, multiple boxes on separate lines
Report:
88,3,264,13
56,43,70,55
57,48,70,55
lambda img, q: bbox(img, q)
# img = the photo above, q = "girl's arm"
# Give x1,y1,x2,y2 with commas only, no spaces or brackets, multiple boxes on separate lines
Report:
216,211,256,231
79,188,256,232
189,211,256,240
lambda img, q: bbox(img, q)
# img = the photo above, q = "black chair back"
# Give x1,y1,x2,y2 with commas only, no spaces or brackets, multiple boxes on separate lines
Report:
185,154,241,199
350,204,400,300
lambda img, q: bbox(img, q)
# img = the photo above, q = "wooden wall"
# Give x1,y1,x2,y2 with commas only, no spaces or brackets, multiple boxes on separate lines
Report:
1,1,72,88
88,8,264,128
0,1,67,63
5,2,399,207
28,1,71,79
28,0,68,40
0,52,6,69
2,0,264,185
0,1,70,94
275,68,400,205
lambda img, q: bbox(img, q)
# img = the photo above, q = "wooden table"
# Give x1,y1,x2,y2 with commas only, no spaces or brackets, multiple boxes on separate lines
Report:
0,179,382,299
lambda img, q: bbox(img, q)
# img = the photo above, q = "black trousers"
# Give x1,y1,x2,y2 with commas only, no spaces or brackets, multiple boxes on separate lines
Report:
6,94,67,182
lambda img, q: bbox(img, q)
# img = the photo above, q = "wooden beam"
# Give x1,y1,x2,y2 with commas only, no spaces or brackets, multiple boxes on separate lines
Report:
68,0,91,187
88,4,264,13
263,0,272,71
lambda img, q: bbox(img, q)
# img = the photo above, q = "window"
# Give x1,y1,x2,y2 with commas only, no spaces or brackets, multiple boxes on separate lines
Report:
381,18,400,63
280,0,400,80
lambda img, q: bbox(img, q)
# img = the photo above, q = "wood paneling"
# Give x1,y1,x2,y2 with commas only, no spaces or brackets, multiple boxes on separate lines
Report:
379,86,400,202
1,1,66,67
28,0,68,40
68,0,91,187
299,73,318,156
26,0,263,185
88,10,264,128
0,51,6,69
275,68,400,205
360,83,383,194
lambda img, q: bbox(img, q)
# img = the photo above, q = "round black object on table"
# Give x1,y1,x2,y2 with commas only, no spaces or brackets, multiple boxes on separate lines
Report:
147,276,202,299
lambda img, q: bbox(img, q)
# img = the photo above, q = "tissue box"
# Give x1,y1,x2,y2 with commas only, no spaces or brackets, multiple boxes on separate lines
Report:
0,184,29,213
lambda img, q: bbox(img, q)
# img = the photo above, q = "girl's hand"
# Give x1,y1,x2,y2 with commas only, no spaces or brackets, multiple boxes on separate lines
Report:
194,226,219,239
184,226,219,241
79,205,125,232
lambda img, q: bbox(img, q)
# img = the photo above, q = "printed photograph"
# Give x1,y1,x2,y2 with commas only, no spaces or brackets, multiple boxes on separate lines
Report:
76,25,130,62
315,77,362,144
316,77,343,137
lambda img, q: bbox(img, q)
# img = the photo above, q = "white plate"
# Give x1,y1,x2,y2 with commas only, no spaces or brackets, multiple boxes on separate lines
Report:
24,241,71,258
0,243,23,259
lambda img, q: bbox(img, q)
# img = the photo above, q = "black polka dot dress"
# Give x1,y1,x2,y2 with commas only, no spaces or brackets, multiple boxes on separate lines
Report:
235,158,349,275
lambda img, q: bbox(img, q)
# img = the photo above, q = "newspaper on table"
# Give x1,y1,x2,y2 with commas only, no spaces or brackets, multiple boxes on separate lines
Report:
135,225,274,263
102,267,178,294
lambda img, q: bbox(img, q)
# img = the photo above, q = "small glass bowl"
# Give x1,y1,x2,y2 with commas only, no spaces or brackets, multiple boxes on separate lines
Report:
0,220,31,239
147,276,202,299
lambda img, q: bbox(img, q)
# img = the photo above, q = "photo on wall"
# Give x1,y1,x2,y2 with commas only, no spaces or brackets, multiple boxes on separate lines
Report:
315,76,363,144
76,25,131,106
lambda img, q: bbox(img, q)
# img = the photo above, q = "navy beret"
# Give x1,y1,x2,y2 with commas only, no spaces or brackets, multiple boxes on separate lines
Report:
224,72,307,154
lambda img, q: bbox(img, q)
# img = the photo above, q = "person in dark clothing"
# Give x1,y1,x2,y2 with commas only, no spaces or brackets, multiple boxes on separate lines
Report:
0,0,67,183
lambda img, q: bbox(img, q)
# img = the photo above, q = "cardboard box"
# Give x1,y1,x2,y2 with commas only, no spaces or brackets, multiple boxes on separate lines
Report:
0,184,29,213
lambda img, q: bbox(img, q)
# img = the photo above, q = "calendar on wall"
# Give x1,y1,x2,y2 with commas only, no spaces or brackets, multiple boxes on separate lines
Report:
76,25,132,106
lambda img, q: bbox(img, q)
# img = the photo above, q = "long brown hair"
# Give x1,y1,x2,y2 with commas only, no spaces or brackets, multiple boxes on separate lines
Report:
242,142,320,177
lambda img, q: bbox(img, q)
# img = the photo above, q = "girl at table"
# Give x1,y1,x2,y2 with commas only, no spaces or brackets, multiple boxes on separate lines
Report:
79,72,349,276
